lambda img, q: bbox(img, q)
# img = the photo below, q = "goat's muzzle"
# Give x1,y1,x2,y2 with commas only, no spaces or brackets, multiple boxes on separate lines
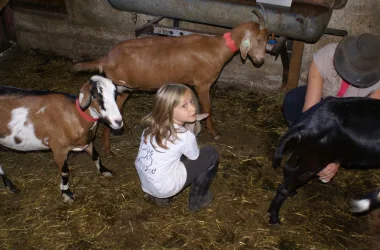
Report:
111,126,124,136
99,117,124,135
111,117,124,135
252,58,265,68
109,118,124,131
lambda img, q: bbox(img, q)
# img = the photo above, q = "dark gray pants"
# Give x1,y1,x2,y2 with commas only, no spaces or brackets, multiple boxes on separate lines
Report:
182,146,219,188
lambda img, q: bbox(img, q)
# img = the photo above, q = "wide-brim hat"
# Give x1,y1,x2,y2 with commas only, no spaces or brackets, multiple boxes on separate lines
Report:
334,33,380,88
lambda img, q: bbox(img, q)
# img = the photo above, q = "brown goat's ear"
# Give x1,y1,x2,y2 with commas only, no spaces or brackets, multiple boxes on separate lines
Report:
240,33,252,60
79,81,92,111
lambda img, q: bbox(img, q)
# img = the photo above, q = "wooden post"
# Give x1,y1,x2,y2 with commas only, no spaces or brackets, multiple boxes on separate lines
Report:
283,40,305,91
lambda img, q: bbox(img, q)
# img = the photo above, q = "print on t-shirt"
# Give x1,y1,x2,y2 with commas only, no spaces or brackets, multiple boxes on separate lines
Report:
136,146,156,174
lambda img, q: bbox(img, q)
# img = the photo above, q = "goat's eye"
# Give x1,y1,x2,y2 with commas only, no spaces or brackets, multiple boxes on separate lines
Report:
182,104,187,108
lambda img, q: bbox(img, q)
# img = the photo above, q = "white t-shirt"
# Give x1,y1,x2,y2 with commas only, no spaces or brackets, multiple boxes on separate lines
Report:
134,125,200,198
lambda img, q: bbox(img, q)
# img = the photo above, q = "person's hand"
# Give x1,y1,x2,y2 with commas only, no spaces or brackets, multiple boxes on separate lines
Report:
317,162,340,183
369,89,380,100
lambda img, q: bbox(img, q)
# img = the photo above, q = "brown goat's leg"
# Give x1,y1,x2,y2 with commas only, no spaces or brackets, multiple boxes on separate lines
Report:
85,142,112,177
102,92,129,157
52,149,74,202
0,166,17,193
195,85,220,140
102,126,112,157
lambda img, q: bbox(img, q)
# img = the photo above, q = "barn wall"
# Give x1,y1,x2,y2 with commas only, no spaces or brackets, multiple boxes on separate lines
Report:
11,0,380,91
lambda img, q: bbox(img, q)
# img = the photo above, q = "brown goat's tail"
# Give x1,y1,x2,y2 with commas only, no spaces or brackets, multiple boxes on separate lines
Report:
273,125,301,169
72,59,103,73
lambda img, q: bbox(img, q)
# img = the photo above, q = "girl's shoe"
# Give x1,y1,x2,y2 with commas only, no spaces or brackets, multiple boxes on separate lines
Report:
143,192,171,206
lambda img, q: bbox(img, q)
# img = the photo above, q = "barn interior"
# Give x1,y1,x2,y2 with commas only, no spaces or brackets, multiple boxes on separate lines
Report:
0,0,379,249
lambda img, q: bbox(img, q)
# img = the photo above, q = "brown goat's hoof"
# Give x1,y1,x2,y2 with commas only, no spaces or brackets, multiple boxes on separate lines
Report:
213,134,221,140
62,190,75,203
104,151,115,159
7,185,19,194
2,176,18,193
101,171,113,177
62,195,74,203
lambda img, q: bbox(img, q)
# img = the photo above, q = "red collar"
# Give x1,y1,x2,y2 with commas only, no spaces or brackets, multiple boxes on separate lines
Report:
76,99,98,122
223,32,238,53
337,80,350,97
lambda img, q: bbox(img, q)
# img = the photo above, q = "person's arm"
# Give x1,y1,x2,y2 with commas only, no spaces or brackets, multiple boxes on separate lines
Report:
369,89,380,99
181,133,199,160
303,59,324,112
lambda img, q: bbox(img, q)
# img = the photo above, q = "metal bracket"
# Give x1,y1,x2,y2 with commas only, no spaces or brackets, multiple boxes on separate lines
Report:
135,17,217,38
269,37,287,60
135,16,164,37
256,0,292,8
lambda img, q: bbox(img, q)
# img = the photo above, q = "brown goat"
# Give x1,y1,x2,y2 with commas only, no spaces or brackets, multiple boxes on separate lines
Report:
72,12,268,157
0,75,124,202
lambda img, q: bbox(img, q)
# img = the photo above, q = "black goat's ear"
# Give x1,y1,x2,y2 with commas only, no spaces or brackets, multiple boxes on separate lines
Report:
79,81,92,111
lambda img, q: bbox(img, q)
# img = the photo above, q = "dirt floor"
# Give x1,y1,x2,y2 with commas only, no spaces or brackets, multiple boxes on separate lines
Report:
0,46,379,250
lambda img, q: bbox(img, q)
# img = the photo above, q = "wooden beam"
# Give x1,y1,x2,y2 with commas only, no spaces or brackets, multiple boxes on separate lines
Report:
283,40,304,91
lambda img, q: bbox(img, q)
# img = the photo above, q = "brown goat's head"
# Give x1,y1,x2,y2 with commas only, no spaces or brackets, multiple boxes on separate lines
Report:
79,75,124,133
239,7,268,66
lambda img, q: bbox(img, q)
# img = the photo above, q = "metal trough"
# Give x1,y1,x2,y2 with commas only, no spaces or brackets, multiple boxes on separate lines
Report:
107,0,346,43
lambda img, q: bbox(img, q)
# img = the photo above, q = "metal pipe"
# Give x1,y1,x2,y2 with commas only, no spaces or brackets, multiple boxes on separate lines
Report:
257,0,347,9
324,28,348,37
107,0,332,43
293,0,347,9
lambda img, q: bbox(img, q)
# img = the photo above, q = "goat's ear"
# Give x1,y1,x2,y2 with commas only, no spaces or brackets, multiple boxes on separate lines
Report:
195,113,209,121
79,81,92,111
116,85,129,93
240,33,252,60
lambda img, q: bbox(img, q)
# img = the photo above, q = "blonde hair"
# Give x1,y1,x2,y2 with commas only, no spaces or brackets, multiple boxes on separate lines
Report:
142,83,199,149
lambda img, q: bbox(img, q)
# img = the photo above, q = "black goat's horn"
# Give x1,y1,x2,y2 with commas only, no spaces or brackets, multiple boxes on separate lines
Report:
252,3,267,30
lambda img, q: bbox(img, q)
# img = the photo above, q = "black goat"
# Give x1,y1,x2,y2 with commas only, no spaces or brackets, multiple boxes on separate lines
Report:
268,97,380,224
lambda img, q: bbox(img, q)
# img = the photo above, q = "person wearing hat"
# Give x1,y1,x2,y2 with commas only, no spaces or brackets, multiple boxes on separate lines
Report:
282,33,380,183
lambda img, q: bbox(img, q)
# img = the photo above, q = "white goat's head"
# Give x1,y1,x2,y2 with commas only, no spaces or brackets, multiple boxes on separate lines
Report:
78,75,124,134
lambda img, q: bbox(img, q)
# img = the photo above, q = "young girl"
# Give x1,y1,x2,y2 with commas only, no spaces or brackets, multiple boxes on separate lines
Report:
135,83,219,212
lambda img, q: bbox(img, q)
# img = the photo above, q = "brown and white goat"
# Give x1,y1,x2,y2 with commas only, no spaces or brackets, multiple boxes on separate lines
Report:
0,75,124,202
72,10,268,157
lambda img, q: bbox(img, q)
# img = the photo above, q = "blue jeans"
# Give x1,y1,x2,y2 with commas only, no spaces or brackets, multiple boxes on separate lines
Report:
282,86,307,127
